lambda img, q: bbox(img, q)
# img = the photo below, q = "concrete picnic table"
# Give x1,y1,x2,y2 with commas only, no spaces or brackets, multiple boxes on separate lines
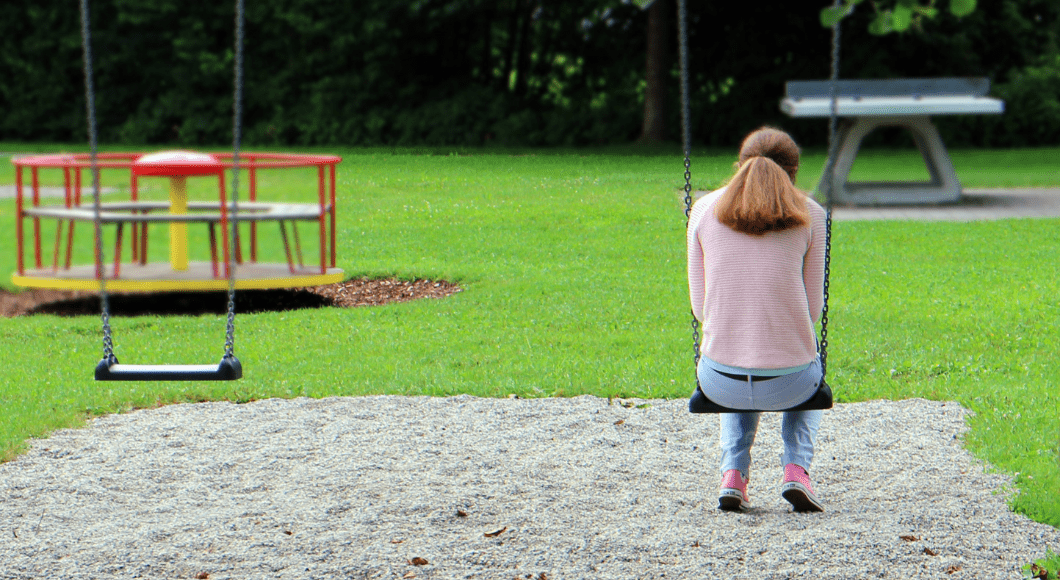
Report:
780,77,1004,205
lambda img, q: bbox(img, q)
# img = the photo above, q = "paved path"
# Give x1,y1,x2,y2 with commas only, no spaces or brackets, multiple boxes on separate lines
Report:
831,187,1060,221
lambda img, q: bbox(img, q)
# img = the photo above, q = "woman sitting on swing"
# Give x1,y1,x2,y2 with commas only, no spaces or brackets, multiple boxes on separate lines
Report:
686,126,827,512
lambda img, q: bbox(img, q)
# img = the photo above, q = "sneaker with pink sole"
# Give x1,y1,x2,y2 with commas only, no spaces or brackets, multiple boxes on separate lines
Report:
718,469,751,512
781,463,824,512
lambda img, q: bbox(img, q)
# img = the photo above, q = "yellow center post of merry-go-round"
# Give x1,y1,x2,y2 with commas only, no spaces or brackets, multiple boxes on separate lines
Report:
133,151,219,272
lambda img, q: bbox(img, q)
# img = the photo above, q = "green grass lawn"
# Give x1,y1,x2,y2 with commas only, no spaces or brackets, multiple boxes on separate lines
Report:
1,144,1059,570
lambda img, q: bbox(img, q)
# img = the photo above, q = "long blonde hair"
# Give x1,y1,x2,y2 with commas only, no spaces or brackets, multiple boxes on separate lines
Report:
715,127,809,235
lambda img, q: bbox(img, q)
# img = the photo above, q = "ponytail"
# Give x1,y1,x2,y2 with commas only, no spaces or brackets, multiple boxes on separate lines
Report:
715,156,809,236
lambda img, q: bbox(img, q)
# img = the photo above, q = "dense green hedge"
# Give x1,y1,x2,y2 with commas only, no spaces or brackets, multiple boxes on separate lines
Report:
1,0,1057,148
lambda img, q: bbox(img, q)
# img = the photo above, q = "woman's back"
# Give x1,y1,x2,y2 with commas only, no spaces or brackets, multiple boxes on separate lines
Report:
687,188,826,371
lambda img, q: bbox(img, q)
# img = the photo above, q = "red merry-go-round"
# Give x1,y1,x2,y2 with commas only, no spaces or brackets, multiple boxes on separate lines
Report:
11,150,343,292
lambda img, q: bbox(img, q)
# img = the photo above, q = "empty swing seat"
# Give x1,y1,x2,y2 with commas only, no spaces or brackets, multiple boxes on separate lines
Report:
95,355,242,381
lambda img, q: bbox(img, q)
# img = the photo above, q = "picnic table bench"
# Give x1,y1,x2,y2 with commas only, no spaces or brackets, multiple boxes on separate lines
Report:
780,77,1004,205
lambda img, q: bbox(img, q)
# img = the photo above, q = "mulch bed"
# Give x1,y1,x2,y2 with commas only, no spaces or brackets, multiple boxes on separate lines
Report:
0,278,462,318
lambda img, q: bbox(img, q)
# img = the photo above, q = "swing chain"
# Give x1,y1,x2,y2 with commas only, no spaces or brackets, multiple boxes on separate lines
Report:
676,0,701,374
818,0,843,378
678,0,693,224
79,0,114,362
820,208,832,376
690,314,702,364
683,157,693,221
224,0,246,360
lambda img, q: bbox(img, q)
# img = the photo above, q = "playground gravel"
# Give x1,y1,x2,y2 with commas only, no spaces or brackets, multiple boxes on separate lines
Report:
1,395,1057,580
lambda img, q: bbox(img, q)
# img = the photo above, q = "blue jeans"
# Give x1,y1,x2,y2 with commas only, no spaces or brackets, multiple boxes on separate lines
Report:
717,409,822,479
697,356,824,478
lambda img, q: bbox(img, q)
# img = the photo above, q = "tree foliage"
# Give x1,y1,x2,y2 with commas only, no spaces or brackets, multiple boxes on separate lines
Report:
818,0,1060,147
822,0,977,34
0,0,1056,148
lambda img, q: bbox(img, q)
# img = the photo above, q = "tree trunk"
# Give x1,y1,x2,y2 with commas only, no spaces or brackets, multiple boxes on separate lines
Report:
639,0,670,143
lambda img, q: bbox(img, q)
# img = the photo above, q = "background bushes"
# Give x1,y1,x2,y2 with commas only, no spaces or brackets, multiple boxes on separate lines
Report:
0,0,1057,148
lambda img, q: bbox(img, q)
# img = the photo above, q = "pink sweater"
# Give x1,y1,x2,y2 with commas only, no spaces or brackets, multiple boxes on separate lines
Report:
686,187,826,372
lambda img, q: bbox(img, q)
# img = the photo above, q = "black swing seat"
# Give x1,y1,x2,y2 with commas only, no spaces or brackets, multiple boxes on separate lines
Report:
95,355,242,381
689,380,833,414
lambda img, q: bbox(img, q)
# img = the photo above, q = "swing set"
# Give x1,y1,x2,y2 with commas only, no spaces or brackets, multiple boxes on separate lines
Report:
11,0,344,381
23,1,839,396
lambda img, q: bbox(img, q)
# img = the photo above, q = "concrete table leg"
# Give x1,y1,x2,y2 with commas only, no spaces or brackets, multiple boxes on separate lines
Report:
829,115,961,205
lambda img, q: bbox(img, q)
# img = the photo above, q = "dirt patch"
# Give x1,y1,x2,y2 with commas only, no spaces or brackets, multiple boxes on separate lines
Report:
0,279,463,318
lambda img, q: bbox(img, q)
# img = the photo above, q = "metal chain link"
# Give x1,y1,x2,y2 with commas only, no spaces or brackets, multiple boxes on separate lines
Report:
677,0,702,376
679,0,692,224
683,157,693,222
224,0,245,360
820,208,833,377
819,0,843,379
79,0,114,363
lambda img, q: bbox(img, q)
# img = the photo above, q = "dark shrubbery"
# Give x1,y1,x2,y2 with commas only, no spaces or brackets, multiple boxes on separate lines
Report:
0,0,1057,148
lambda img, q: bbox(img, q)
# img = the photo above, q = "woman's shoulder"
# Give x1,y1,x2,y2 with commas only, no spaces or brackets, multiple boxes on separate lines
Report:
691,186,726,211
804,194,826,220
688,187,726,228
